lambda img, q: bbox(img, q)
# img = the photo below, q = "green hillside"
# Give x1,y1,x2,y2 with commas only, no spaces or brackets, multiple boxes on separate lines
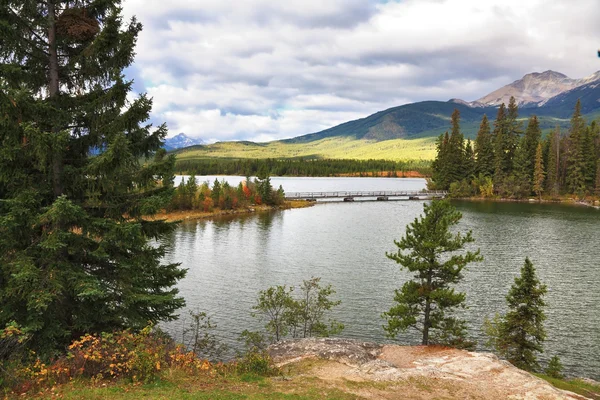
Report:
174,96,600,162
175,136,438,162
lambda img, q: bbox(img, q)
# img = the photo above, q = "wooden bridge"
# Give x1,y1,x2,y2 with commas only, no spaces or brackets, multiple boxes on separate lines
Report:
285,190,448,202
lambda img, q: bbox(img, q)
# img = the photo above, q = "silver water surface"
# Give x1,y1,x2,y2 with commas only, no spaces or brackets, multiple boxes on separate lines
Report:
161,177,600,379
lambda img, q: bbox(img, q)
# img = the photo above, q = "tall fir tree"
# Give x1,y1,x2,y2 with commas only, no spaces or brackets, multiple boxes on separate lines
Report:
474,114,494,177
0,1,185,355
545,127,560,196
533,143,545,201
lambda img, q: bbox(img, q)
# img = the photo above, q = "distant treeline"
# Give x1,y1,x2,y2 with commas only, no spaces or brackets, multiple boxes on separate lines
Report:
431,97,600,199
174,158,432,177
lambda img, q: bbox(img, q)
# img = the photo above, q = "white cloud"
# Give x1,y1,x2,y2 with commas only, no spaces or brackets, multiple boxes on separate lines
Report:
122,0,600,142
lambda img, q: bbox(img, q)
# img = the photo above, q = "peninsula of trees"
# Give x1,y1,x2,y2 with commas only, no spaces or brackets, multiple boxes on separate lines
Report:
430,98,600,200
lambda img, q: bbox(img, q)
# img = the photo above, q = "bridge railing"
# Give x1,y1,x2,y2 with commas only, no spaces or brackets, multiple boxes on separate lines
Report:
284,190,448,199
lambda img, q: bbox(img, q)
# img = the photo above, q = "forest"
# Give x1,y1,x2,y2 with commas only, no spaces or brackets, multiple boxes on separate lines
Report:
431,97,600,200
174,157,431,177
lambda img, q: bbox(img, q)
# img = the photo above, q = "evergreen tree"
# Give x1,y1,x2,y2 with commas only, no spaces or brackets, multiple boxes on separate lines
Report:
464,139,475,180
581,124,598,192
446,109,465,184
493,103,509,183
487,258,547,372
212,178,222,205
255,165,273,205
474,114,494,177
505,97,523,171
566,100,586,196
431,132,450,189
0,1,185,355
545,356,564,379
523,116,542,181
596,164,600,197
546,127,560,196
384,200,482,347
512,137,531,198
533,143,545,201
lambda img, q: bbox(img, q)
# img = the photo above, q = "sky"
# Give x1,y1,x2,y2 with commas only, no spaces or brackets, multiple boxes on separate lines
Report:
121,0,600,143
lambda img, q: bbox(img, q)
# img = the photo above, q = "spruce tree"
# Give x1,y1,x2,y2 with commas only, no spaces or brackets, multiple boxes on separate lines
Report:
0,1,185,355
512,138,531,198
566,100,586,196
431,132,450,189
474,114,494,177
446,109,465,184
546,127,560,196
523,115,542,181
493,103,509,183
464,139,475,180
533,143,545,201
505,97,523,170
487,258,547,372
581,124,598,192
384,200,482,347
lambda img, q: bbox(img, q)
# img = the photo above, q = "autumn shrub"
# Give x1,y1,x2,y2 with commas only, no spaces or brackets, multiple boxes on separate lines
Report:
5,326,215,395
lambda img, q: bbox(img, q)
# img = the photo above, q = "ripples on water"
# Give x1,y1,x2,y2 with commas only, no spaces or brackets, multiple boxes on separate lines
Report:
161,177,600,379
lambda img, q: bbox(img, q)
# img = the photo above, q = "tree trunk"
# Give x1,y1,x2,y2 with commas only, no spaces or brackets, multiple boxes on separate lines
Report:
422,271,432,345
47,0,63,197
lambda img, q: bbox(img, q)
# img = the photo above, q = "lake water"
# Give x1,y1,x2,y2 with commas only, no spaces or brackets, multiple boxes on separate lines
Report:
162,176,600,379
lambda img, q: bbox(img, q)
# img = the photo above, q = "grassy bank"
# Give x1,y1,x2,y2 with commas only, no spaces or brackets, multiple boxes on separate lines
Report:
149,200,314,223
14,363,600,400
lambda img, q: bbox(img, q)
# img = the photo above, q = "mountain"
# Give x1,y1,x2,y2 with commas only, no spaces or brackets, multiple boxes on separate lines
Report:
164,133,205,151
283,70,600,144
284,101,497,143
173,69,600,162
474,70,600,108
539,79,600,117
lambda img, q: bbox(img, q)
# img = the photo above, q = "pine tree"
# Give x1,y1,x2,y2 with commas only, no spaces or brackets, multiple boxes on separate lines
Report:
384,200,482,347
533,143,545,201
0,1,185,355
488,258,547,372
546,127,560,196
474,114,494,177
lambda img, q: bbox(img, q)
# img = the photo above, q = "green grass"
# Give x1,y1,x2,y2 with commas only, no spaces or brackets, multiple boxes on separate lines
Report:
535,374,600,399
21,370,362,400
174,137,437,162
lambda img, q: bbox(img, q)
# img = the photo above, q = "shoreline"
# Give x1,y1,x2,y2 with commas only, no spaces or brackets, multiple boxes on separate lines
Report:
148,200,315,223
452,196,600,209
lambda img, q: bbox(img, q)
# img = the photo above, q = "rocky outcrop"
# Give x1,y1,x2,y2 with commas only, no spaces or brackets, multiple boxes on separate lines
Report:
268,338,589,400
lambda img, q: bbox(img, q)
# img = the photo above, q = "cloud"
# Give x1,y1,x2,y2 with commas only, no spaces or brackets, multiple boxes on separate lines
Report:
122,0,600,142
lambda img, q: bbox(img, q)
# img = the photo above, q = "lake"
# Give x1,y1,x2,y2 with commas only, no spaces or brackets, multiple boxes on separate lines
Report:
162,176,600,379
